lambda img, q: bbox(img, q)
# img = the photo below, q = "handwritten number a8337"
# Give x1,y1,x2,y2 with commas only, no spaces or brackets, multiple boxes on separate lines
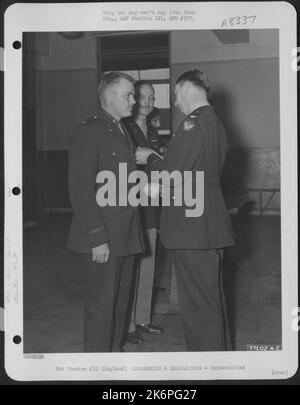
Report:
221,15,256,28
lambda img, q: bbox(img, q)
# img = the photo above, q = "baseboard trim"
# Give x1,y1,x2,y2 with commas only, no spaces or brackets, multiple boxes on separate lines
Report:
248,210,280,216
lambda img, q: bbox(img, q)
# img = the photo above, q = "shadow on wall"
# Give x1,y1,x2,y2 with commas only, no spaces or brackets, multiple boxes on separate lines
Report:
210,88,251,196
210,87,245,148
210,88,280,214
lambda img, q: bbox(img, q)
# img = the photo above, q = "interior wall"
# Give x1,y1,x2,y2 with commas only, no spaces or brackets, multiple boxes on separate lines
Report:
36,69,98,151
171,29,279,64
30,32,98,151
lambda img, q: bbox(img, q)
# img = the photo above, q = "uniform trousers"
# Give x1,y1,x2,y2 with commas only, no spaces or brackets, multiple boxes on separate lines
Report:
171,249,232,351
84,254,135,352
129,228,157,331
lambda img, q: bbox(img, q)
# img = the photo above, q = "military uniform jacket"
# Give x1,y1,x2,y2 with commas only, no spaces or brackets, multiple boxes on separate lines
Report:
68,109,145,255
122,116,160,229
147,105,234,250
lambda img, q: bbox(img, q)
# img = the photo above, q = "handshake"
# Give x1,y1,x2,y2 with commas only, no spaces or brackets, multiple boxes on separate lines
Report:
135,146,155,165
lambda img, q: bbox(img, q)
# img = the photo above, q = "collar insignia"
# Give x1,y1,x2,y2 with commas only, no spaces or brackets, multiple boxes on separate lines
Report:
183,119,195,131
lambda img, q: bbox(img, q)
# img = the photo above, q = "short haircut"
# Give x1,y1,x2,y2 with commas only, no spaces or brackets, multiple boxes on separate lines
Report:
134,80,154,97
176,70,210,93
97,71,135,100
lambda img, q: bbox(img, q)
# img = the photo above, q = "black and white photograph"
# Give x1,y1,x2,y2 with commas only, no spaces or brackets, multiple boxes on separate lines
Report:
3,2,297,381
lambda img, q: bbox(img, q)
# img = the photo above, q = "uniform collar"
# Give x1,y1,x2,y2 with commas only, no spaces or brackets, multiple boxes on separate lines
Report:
190,104,212,117
97,108,120,126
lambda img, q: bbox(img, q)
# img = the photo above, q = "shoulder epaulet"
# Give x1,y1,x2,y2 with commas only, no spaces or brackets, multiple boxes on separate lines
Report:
81,113,98,125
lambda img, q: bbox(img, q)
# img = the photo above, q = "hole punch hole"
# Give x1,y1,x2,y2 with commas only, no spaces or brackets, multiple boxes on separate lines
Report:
13,335,22,344
13,41,22,49
12,187,21,196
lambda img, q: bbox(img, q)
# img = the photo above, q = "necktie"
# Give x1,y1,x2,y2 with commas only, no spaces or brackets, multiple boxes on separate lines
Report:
118,121,135,155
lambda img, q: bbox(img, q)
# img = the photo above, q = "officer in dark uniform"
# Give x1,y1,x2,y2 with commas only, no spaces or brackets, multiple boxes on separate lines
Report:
122,81,163,344
136,70,234,351
68,72,144,352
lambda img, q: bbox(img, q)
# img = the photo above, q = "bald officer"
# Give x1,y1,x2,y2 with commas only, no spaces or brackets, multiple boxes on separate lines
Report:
136,70,234,351
68,72,144,352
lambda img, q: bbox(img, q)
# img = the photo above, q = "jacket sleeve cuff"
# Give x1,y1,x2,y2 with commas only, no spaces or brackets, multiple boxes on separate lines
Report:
147,153,163,168
86,226,110,250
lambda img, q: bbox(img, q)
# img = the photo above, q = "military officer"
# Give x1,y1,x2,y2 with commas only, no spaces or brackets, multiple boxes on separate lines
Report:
122,81,163,345
68,72,144,352
136,70,234,351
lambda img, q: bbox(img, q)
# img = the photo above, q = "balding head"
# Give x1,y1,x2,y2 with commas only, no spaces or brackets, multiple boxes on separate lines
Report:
176,70,210,94
175,70,210,115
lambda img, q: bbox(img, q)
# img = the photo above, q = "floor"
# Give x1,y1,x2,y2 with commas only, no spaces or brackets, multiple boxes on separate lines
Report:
22,212,281,353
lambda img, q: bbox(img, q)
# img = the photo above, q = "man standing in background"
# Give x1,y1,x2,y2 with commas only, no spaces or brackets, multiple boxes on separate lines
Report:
123,80,163,345
136,70,234,351
68,72,144,352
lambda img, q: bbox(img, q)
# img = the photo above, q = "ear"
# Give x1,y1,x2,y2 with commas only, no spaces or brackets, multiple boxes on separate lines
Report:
105,89,114,106
180,82,190,97
182,81,192,95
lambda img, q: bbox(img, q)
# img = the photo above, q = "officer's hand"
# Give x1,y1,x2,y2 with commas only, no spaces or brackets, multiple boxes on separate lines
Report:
135,147,153,164
92,243,110,263
142,182,161,199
